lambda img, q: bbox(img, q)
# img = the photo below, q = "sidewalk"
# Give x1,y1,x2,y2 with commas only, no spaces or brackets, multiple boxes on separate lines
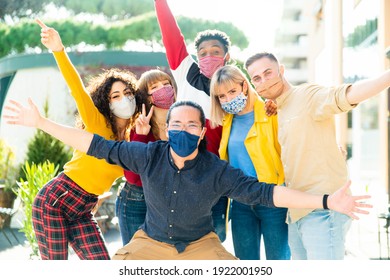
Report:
0,219,236,260
1,203,389,260
0,225,124,260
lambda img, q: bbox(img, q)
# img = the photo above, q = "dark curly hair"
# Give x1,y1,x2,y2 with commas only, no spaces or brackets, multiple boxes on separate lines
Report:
194,29,231,54
76,68,140,140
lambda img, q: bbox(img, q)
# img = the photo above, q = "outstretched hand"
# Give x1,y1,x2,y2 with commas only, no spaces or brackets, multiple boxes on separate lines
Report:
135,104,154,135
328,180,372,220
3,98,42,128
36,18,64,52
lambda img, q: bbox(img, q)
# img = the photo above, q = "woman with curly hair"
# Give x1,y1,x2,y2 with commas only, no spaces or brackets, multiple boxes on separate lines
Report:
33,19,140,260
116,68,177,245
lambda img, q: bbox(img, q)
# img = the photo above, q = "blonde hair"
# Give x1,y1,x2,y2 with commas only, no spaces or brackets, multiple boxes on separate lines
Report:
209,65,258,128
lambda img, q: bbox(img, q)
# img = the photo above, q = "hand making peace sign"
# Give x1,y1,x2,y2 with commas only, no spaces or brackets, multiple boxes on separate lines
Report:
36,18,64,52
135,104,154,135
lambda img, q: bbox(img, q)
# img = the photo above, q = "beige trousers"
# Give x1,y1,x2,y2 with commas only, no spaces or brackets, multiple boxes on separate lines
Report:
112,229,238,260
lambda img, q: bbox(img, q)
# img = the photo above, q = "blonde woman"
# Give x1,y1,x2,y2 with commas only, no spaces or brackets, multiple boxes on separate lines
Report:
209,65,289,260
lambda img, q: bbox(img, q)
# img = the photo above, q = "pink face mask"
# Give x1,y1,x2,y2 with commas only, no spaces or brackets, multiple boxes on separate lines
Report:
199,55,225,79
150,85,175,109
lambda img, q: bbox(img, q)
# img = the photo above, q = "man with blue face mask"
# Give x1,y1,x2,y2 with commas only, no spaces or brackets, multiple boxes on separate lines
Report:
4,98,372,260
154,0,231,243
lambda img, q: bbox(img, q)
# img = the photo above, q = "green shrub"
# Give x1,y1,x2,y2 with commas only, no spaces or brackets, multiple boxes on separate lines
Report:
17,161,58,259
0,139,18,195
18,99,72,182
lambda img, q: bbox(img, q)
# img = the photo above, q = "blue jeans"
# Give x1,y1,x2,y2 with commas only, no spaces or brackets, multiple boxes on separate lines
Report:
115,182,146,246
231,200,290,260
288,209,352,260
211,196,228,242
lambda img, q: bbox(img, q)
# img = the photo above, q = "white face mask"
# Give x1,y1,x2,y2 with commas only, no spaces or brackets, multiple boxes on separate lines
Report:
109,96,136,119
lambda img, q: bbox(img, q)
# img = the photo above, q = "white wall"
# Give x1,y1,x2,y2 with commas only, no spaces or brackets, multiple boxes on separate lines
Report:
0,67,76,164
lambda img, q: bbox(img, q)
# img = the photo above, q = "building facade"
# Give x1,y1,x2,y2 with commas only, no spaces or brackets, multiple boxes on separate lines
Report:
306,0,389,208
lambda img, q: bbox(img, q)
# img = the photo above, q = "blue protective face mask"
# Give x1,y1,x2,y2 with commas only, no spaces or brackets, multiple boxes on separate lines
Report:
220,92,247,114
168,130,200,157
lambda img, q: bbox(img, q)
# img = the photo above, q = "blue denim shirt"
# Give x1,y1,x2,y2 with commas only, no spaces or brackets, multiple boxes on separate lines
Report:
88,134,275,252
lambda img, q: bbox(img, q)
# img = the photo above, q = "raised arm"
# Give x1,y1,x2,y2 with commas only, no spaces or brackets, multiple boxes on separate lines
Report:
36,18,64,52
36,19,102,128
36,19,85,94
155,0,189,70
4,98,93,153
346,69,390,105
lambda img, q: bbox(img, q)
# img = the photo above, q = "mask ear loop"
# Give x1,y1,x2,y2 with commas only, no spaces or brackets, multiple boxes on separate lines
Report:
199,126,206,140
222,53,227,62
225,53,235,66
242,81,249,97
150,95,155,105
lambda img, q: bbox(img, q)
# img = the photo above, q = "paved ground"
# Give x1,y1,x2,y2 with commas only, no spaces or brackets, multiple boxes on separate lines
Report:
1,198,390,260
0,225,123,260
0,218,236,260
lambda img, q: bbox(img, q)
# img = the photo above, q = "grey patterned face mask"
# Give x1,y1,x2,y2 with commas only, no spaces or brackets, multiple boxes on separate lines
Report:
220,92,247,114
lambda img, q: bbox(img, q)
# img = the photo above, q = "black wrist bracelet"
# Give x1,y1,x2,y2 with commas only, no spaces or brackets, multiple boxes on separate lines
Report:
323,194,329,210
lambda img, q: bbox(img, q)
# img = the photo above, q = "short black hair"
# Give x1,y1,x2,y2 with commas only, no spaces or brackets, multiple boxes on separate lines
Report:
194,29,231,54
166,100,207,152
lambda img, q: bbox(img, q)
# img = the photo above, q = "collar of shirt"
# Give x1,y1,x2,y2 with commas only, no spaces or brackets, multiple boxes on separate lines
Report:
276,86,294,108
168,147,202,170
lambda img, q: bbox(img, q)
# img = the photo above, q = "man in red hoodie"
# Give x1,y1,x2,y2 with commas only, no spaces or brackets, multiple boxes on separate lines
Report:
155,0,231,243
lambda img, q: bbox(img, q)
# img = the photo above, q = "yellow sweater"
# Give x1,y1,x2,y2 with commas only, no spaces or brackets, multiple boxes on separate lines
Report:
53,50,123,195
